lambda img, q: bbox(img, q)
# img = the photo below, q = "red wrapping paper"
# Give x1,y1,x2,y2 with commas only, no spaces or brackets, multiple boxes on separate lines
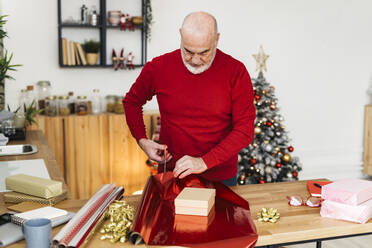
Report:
130,172,258,247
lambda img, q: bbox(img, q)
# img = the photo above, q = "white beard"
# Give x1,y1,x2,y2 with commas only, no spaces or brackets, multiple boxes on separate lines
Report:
181,49,216,74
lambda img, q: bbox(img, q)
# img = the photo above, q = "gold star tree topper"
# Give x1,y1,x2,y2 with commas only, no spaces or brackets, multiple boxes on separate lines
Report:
252,45,269,73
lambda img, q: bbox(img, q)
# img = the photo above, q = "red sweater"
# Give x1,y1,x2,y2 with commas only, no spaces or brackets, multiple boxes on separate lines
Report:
123,49,255,181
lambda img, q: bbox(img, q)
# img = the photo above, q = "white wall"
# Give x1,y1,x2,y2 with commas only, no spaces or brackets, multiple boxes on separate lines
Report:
2,0,372,180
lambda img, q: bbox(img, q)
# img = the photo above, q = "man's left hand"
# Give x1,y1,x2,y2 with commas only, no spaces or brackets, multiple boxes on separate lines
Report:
173,155,207,179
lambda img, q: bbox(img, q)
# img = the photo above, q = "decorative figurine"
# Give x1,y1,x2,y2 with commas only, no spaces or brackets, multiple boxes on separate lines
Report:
80,4,88,24
126,15,134,31
126,52,134,69
119,48,125,69
119,13,127,30
112,49,118,70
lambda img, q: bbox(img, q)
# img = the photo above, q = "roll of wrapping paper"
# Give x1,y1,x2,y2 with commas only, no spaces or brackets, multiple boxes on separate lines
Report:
129,172,258,247
53,184,124,248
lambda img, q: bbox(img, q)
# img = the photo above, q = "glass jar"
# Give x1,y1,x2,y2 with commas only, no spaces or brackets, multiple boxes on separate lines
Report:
91,89,101,114
45,96,58,116
76,96,88,115
105,95,116,113
114,96,124,114
58,96,70,116
68,91,75,114
36,81,52,113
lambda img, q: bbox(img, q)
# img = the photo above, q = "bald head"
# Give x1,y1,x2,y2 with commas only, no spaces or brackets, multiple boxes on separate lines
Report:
181,12,218,39
179,12,220,74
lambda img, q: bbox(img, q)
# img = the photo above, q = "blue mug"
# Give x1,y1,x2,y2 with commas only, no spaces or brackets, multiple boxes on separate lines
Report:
22,218,51,248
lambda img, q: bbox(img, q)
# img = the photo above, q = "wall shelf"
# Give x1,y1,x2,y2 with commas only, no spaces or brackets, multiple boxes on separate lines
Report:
57,0,148,68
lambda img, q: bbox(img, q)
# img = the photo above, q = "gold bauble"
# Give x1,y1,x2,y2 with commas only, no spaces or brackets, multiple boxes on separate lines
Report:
262,90,266,95
270,104,276,110
254,127,262,134
282,154,291,162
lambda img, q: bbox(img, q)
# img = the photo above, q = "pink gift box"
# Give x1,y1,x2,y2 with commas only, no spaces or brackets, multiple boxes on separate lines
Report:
321,179,372,206
320,199,372,224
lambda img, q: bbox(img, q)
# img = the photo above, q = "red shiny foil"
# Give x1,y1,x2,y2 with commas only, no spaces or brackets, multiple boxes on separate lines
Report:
131,172,258,247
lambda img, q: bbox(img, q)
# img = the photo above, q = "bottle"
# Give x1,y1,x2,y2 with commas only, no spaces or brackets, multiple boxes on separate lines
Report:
25,85,36,110
90,6,98,26
91,89,101,114
19,89,27,113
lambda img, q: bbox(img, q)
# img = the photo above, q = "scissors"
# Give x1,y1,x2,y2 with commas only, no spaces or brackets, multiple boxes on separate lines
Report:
163,144,167,172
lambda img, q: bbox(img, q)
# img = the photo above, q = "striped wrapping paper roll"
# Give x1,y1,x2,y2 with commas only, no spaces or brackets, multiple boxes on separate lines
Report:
53,184,124,248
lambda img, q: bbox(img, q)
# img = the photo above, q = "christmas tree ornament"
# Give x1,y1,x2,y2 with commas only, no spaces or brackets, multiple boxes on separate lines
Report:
238,154,242,162
250,158,257,165
252,45,269,73
259,179,265,184
275,163,282,168
288,146,294,152
265,166,272,174
282,154,291,162
265,144,273,152
292,171,298,178
257,207,280,223
287,172,293,178
254,94,261,101
254,127,262,134
270,104,276,110
262,90,266,95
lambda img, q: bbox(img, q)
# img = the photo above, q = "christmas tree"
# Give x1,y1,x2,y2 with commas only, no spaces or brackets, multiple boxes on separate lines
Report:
238,46,302,185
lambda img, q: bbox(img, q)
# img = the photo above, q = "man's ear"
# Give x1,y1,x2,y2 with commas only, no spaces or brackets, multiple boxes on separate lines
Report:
215,33,220,46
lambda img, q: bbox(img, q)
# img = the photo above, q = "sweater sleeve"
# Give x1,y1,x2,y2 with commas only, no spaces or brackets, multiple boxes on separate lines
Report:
202,64,256,168
123,61,157,142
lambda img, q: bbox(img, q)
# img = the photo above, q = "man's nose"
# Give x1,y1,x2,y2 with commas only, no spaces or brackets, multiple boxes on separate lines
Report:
191,55,202,66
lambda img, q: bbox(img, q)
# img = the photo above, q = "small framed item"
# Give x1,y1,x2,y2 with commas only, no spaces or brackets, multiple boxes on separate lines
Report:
174,187,215,216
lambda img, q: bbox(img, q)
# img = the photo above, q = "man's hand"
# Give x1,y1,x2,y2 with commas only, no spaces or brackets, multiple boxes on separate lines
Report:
173,155,207,179
138,138,172,163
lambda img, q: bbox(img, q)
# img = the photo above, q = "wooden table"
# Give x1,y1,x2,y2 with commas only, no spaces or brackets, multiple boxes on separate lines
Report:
1,131,372,247
3,181,372,247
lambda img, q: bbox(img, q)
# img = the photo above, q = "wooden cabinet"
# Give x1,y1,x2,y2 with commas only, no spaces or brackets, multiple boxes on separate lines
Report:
29,113,154,199
363,105,372,175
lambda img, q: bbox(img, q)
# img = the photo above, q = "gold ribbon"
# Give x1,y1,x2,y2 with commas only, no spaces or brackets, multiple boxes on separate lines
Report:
257,207,280,223
100,200,136,243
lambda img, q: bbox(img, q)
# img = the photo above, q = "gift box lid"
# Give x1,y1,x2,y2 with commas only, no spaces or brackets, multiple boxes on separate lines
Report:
321,179,372,206
175,187,215,209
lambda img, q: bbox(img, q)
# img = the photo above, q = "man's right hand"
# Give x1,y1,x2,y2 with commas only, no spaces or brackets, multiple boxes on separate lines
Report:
138,138,172,163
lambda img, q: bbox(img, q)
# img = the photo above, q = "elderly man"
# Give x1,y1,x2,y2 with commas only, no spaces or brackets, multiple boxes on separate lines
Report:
123,12,255,186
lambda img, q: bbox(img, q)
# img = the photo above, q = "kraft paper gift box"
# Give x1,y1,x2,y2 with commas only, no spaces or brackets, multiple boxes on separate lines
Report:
320,198,372,224
5,174,63,199
175,187,216,216
321,179,372,206
4,190,67,205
